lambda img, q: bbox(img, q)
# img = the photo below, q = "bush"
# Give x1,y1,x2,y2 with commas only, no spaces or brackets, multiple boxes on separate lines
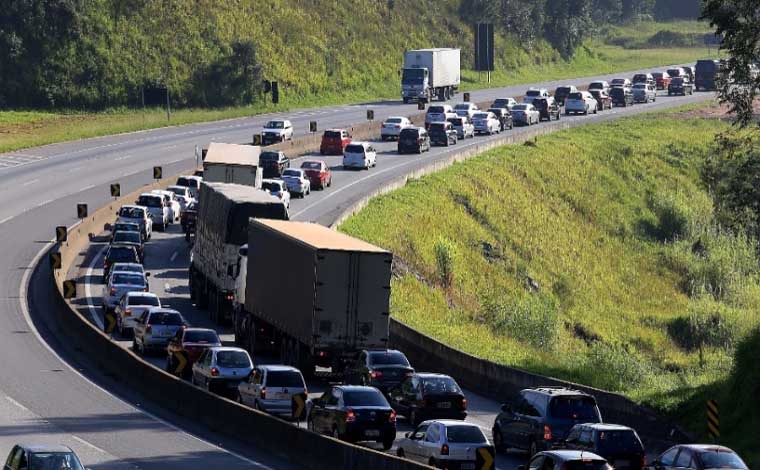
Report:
668,295,737,353
686,228,758,300
433,237,457,289
579,341,651,391
480,293,560,350
650,191,711,241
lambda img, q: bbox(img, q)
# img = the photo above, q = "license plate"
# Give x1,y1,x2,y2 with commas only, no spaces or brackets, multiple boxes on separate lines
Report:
461,464,475,470
437,402,451,409
274,393,289,400
615,461,630,468
160,330,173,337
364,429,380,437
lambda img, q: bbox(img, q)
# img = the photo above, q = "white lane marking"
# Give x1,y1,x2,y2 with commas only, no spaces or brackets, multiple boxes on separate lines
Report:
22,179,39,186
5,395,30,412
170,251,178,262
85,244,108,330
81,184,96,191
114,155,133,161
164,283,171,293
71,435,108,454
35,199,54,208
0,215,14,225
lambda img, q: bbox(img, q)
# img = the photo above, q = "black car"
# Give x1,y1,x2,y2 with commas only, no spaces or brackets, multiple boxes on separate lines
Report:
308,385,396,449
553,86,577,106
111,230,145,263
428,122,458,147
564,423,646,470
388,373,467,426
648,444,748,470
398,127,431,154
533,98,561,121
4,444,86,470
487,107,514,131
668,77,694,96
259,150,290,178
344,349,414,393
104,244,140,281
695,59,720,91
492,387,602,456
610,87,634,107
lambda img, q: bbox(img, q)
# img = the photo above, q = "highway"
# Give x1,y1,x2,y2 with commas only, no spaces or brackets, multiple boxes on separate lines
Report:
1,65,711,469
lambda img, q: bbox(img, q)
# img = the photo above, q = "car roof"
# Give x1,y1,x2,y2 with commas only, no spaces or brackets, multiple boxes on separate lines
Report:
526,387,593,398
541,450,605,460
126,290,156,297
416,372,454,379
208,346,247,352
16,444,75,453
680,444,737,452
346,141,370,146
120,204,145,210
325,128,346,132
578,423,632,431
112,262,142,268
147,307,180,314
365,348,403,354
262,178,285,184
258,364,300,372
183,327,216,333
423,419,481,427
335,385,379,392
109,244,137,251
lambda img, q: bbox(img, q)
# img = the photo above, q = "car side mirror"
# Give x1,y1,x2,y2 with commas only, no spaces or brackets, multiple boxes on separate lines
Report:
145,272,151,277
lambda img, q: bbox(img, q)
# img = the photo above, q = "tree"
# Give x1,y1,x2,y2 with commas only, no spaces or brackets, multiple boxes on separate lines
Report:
544,0,593,58
591,0,623,23
621,0,655,21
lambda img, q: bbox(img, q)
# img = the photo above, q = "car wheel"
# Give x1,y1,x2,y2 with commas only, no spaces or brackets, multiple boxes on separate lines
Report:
307,417,315,431
166,356,173,373
132,338,138,354
529,440,539,457
236,392,243,404
382,437,394,451
429,458,437,468
493,427,505,452
397,449,405,458
332,427,341,441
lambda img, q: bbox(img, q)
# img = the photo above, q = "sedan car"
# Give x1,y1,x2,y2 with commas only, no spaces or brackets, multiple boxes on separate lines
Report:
397,420,494,470
166,327,221,377
308,385,396,450
343,142,377,170
116,204,152,240
427,122,458,146
511,104,539,126
453,102,479,119
648,445,748,470
565,91,598,115
110,221,141,242
564,423,646,470
344,349,414,393
632,83,656,103
261,119,293,145
300,160,332,189
259,150,290,178
111,230,144,263
237,364,307,416
590,89,613,110
192,346,254,395
103,244,140,281
388,373,467,426
398,127,431,154
115,291,160,337
521,450,610,470
472,111,501,135
102,271,148,313
4,444,87,470
380,116,413,141
132,308,187,355
447,117,475,139
261,179,291,208
320,129,351,155
491,97,517,110
281,168,311,197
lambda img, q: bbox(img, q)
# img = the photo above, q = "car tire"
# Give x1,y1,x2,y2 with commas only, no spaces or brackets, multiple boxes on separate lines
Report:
397,449,405,458
382,438,394,451
132,338,138,354
429,458,437,469
332,427,341,441
529,440,539,457
493,427,505,452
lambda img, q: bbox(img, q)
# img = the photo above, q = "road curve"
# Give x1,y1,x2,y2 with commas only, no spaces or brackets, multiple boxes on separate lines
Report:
3,64,711,469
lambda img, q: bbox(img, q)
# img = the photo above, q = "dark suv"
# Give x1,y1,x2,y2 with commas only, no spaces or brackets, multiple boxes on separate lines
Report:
344,349,414,393
398,127,430,154
533,98,561,121
610,87,634,107
428,122,458,147
492,387,603,456
564,423,646,470
259,150,290,178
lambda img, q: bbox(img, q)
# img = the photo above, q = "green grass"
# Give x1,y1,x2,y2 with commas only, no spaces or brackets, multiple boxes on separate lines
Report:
339,107,760,464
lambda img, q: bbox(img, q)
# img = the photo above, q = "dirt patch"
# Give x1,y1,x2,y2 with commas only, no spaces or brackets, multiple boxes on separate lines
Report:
675,99,760,120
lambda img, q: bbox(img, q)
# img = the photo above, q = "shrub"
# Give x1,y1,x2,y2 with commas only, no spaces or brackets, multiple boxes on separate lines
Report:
650,191,711,241
480,293,561,350
433,237,457,289
686,228,758,300
668,295,737,354
579,342,651,391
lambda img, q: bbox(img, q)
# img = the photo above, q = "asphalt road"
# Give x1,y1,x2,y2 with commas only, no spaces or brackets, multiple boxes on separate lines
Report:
2,64,712,470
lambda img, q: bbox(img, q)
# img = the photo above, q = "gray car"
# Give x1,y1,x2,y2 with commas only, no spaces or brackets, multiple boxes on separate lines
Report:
632,83,657,103
237,365,307,416
520,451,609,470
192,346,254,395
447,117,475,139
132,308,187,355
102,271,147,313
397,420,494,469
115,291,161,337
116,204,153,240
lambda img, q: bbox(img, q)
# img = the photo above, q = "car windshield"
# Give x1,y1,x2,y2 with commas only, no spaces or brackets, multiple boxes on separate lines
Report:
128,295,159,306
176,177,192,187
216,350,251,368
556,87,572,94
512,105,528,111
119,207,144,218
422,376,462,394
114,232,141,244
526,90,541,96
109,248,137,261
343,390,388,407
589,82,603,89
184,330,220,343
345,144,365,153
301,161,322,170
266,370,305,388
282,169,301,178
402,68,425,84
400,129,420,139
112,264,141,274
29,452,85,470
633,84,646,89
612,79,625,84
611,88,625,96
428,123,446,132
448,118,463,126
265,121,284,129
565,460,609,470
454,104,471,110
428,106,445,114
446,425,487,443
549,396,599,420
385,118,402,124
596,430,643,452
368,351,410,366
667,69,681,76
137,195,162,207
699,451,746,469
653,73,663,79
568,92,583,100
260,152,280,162
262,182,283,192
148,312,184,326
493,99,511,107
112,273,144,286
114,223,139,232
324,131,342,138
168,187,186,196
472,113,488,120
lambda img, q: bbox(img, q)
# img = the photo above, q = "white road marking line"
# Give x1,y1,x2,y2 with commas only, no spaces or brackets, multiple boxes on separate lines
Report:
81,184,96,191
0,215,14,225
68,166,83,173
85,244,108,330
114,155,133,161
164,283,171,293
35,199,54,208
22,179,39,186
71,435,108,454
170,251,178,262
5,395,30,411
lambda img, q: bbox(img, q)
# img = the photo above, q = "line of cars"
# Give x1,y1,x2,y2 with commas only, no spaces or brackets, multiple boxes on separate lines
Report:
257,149,333,207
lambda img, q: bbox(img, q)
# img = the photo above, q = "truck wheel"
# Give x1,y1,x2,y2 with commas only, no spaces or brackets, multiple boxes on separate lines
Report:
402,98,409,104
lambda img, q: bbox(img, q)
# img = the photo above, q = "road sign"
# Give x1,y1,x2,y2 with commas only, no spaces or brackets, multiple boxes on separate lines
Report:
55,226,67,243
77,203,88,219
366,109,374,121
707,399,720,439
172,350,188,376
263,80,272,93
104,310,117,335
474,23,495,72
153,166,163,179
110,183,121,197
63,280,76,299
292,392,307,421
476,446,495,470
253,134,262,146
417,101,425,110
50,252,62,270
272,81,280,104
309,121,317,133
464,92,471,102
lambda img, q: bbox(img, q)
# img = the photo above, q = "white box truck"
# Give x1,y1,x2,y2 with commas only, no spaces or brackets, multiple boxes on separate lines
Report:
401,48,461,103
202,142,263,189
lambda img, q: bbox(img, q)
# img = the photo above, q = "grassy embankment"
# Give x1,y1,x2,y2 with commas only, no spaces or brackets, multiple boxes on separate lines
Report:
0,20,714,153
339,106,759,464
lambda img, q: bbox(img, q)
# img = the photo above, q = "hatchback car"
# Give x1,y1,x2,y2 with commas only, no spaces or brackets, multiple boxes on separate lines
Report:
533,98,561,121
136,193,169,231
454,102,480,119
632,83,656,103
308,385,397,450
447,117,475,139
102,271,147,314
103,244,140,281
320,129,351,155
111,230,144,262
192,346,254,395
343,142,377,170
388,373,467,426
524,88,549,104
300,160,332,189
492,387,603,456
166,327,221,377
648,445,748,470
491,97,517,110
553,85,578,106
512,104,539,126
4,444,87,470
521,450,610,470
237,364,307,416
397,420,494,470
261,119,293,145
427,122,458,146
116,204,152,240
115,291,160,337
132,308,187,355
344,349,414,393
425,105,457,127
472,111,501,135
610,87,634,107
565,91,598,115
564,423,645,470
281,168,311,196
261,179,291,208
380,116,413,141
398,127,431,154
259,150,290,178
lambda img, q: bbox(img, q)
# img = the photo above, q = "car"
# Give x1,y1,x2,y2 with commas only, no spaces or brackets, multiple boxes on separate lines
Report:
453,102,479,119
175,175,203,199
668,77,694,96
428,122,458,146
259,150,290,178
487,107,514,131
300,160,332,189
588,81,610,94
166,327,221,377
132,308,187,355
116,204,152,240
632,73,654,86
695,59,721,91
308,385,397,450
237,364,307,416
342,142,377,170
136,192,169,231
524,88,549,104
520,450,610,470
565,91,598,115
564,423,646,470
553,85,578,106
110,221,141,242
447,117,475,139
261,119,293,145
114,291,160,337
666,67,686,80
320,129,351,155
682,66,695,82
472,111,501,135
491,97,517,110
281,168,312,196
590,90,613,110
648,445,748,470
425,105,457,128
4,444,87,470
103,244,140,281
632,83,657,103
261,179,291,208
344,349,414,393
610,87,634,107
397,420,494,469
191,346,254,395
653,72,671,90
492,387,602,456
380,116,413,141
398,127,431,154
151,189,182,224
511,103,539,126
610,78,632,90
533,98,561,121
167,185,195,211
388,373,467,426
180,201,197,239
111,230,144,263
107,262,146,285
102,271,148,313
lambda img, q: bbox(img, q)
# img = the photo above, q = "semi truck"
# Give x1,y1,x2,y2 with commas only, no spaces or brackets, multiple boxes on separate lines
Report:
202,142,263,188
189,182,288,324
401,48,461,103
234,219,393,376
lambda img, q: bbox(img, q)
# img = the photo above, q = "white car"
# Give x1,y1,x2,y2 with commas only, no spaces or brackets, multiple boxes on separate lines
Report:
261,179,291,208
192,346,254,394
453,102,479,119
490,97,517,110
397,420,493,469
588,80,610,94
115,291,160,337
281,168,311,197
237,365,307,416
167,185,195,211
380,116,413,141
116,205,153,240
342,142,377,170
136,193,169,231
523,88,549,104
565,91,598,115
175,175,202,199
151,189,181,223
261,119,294,145
471,112,501,135
447,117,475,139
425,105,457,127
511,103,540,126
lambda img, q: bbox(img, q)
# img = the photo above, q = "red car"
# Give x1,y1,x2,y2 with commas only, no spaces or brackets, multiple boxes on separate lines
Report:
653,72,671,90
300,160,332,189
320,129,351,155
166,327,221,377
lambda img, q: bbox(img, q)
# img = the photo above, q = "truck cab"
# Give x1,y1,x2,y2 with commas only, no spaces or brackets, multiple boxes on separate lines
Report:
402,67,430,103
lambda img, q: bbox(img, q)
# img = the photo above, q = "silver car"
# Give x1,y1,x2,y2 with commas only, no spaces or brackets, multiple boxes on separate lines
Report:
102,271,147,313
380,116,412,141
192,346,253,395
521,450,609,470
632,83,657,103
132,308,186,355
281,168,311,197
116,205,152,240
261,179,291,208
237,365,307,416
472,112,500,135
447,117,475,139
511,104,539,126
397,420,494,469
107,262,146,285
115,291,160,337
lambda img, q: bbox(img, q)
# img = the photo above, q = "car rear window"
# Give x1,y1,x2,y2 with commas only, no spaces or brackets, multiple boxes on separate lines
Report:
301,161,322,170
324,131,342,138
667,69,682,76
472,113,489,120
266,370,305,388
448,118,463,126
427,106,445,114
653,73,663,79
112,273,145,285
343,390,389,407
109,247,137,261
385,117,402,123
699,451,746,469
368,351,410,366
565,460,609,470
216,350,251,368
148,312,184,325
114,223,139,232
526,90,541,96
492,99,511,107
265,121,284,129
596,430,643,453
633,83,646,89
259,151,280,162
184,330,220,343
345,144,366,153
589,82,603,88
445,425,487,443
672,77,685,84
556,87,571,94
549,396,600,420
568,92,583,100
262,182,283,192
428,123,446,131
422,376,462,394
112,264,141,274
137,195,162,207
113,231,141,244
119,207,145,218
282,169,301,178
128,295,159,306
30,453,83,470
176,177,191,187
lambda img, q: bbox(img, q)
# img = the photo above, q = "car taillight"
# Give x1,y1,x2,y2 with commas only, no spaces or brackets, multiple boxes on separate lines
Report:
225,293,234,301
110,287,116,296
543,424,552,441
211,367,219,377
389,409,397,423
370,370,383,379
441,444,449,456
125,309,132,317
317,350,327,357
417,138,423,144
261,387,266,399
461,398,468,410
345,408,356,423
640,456,647,468
145,325,152,333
